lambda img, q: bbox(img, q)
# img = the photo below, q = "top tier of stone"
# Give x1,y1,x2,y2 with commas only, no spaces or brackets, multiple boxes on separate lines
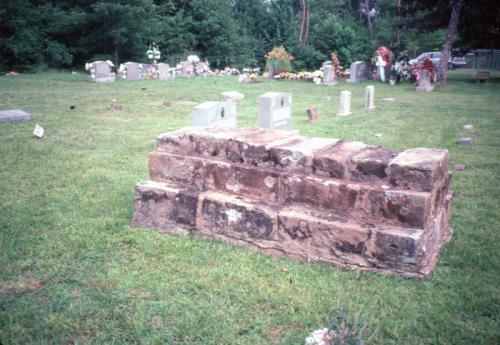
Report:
156,127,448,193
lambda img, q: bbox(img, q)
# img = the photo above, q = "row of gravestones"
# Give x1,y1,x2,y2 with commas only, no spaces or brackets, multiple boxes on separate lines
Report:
86,61,173,83
192,86,376,130
192,91,292,130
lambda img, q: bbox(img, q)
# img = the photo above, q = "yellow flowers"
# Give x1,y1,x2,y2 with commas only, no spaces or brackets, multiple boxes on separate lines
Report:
265,46,294,62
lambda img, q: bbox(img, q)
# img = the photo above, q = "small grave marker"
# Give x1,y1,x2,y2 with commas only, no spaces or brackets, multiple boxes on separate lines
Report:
307,107,319,124
192,101,236,128
364,85,376,109
457,138,473,146
337,91,352,116
33,124,44,138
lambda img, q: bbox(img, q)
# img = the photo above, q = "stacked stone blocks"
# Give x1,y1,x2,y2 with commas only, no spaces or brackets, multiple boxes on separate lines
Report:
132,127,453,278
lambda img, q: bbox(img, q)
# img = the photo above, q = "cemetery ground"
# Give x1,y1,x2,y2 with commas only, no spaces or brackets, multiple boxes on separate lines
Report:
0,70,499,345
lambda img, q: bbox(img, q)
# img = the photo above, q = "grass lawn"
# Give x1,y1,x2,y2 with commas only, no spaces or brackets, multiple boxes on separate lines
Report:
0,70,499,344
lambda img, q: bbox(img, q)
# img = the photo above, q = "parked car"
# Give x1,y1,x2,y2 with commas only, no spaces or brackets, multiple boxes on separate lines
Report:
409,51,467,69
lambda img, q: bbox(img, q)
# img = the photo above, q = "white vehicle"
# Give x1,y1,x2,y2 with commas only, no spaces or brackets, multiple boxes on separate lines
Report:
409,51,467,69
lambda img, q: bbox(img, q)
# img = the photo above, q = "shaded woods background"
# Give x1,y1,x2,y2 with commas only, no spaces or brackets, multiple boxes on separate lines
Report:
1,0,499,72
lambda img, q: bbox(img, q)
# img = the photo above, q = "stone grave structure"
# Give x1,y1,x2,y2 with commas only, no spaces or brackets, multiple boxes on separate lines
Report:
86,60,115,83
337,91,352,116
0,109,32,124
416,69,434,92
258,92,292,130
364,85,376,109
157,63,170,80
346,61,369,83
192,101,237,128
221,91,245,117
132,127,453,278
124,62,142,80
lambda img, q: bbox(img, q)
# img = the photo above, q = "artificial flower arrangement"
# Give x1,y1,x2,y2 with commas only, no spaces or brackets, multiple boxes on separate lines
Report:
265,46,294,76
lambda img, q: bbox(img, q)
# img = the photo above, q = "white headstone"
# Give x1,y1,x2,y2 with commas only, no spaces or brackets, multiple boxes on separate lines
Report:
322,65,336,86
337,91,352,116
258,92,292,130
221,91,245,101
364,85,375,109
192,101,236,128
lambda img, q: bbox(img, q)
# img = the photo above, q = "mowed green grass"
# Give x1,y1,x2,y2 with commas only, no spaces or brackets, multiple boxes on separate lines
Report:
0,70,499,344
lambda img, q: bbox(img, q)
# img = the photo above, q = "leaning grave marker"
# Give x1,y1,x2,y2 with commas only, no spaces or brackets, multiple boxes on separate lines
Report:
132,127,453,278
0,109,32,124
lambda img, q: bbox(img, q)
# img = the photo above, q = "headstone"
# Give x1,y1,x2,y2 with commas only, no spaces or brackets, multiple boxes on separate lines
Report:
33,124,44,138
322,65,336,86
457,137,473,146
346,61,369,83
163,101,172,107
221,91,245,118
0,109,32,124
364,85,376,109
221,91,245,101
192,101,236,128
258,92,292,130
337,91,352,116
383,97,396,102
307,107,319,124
86,60,115,83
157,63,170,80
416,69,434,92
111,101,123,111
454,164,465,171
462,124,473,131
125,62,142,80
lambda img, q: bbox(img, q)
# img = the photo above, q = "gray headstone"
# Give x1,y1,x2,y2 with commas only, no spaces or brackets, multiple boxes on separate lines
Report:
416,69,434,92
0,109,32,124
457,137,473,146
322,65,336,86
89,61,115,83
192,101,237,128
156,63,170,80
258,92,292,130
125,62,142,80
346,61,369,83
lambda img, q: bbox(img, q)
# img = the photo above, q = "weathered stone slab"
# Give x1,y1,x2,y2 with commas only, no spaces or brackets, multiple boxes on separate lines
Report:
0,109,32,124
388,148,448,192
313,141,369,179
132,181,198,230
351,147,395,179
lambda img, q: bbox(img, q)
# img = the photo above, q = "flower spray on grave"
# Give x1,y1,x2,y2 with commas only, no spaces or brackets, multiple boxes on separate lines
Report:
145,42,161,79
265,46,294,79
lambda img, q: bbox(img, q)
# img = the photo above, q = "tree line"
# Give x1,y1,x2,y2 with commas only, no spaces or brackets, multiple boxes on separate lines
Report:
0,0,498,72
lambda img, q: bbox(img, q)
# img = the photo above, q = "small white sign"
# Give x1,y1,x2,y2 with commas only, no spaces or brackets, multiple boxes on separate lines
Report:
33,124,44,138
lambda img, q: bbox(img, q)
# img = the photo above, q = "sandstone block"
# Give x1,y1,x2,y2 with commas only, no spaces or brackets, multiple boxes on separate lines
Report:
149,152,206,189
388,148,448,192
313,141,370,179
351,147,395,179
132,181,198,229
197,191,278,241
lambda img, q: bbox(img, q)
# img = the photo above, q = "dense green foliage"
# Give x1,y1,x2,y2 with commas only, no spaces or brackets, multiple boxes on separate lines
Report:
0,70,499,344
1,0,498,72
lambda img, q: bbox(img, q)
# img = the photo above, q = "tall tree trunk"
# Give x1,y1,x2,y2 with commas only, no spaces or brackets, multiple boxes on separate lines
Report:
366,0,373,45
114,36,119,69
299,0,309,45
439,0,464,85
396,0,401,46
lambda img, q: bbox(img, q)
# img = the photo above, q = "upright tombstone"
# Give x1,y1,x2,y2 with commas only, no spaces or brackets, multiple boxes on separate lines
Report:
124,62,142,80
258,92,292,130
221,91,245,118
416,69,434,92
86,60,115,83
337,91,352,116
346,61,369,83
192,101,236,128
322,65,336,86
364,85,376,109
156,63,170,80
